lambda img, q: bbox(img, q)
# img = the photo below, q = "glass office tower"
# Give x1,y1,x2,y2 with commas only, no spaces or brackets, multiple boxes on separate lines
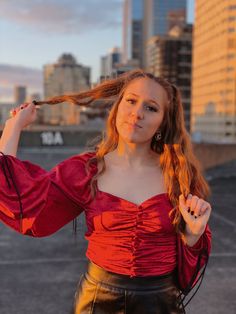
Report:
123,0,144,67
143,0,187,67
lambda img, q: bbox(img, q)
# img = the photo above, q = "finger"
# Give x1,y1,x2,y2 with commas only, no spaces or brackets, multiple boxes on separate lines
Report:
16,106,25,113
186,194,192,206
186,194,192,213
200,203,212,216
194,199,204,218
18,102,34,113
179,194,195,219
22,102,30,108
9,110,15,117
28,102,36,109
30,102,38,112
179,194,187,210
179,194,190,222
189,195,199,216
15,103,27,112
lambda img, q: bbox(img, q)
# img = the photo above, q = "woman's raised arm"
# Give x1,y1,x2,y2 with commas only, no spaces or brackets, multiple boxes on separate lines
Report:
0,102,38,157
0,152,94,237
0,103,94,237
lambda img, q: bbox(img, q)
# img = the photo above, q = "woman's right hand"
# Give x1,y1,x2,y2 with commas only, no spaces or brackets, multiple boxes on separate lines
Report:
7,102,40,130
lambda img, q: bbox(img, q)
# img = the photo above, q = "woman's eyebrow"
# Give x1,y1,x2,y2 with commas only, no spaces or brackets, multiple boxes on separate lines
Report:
127,93,161,107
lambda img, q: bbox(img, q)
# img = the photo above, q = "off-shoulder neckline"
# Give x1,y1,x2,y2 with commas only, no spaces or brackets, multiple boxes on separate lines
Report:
88,151,168,207
97,189,168,207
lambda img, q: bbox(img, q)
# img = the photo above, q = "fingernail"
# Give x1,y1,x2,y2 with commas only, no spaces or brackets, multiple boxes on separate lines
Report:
187,207,190,213
191,211,194,215
194,215,197,219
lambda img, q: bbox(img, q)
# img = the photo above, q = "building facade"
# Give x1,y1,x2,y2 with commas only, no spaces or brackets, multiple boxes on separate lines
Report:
43,54,90,125
100,47,122,79
101,55,109,78
143,0,187,68
0,103,14,127
14,86,26,105
191,0,236,143
122,0,144,67
146,24,192,132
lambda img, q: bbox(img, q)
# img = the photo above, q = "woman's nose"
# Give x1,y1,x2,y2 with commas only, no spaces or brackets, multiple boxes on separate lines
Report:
131,103,144,119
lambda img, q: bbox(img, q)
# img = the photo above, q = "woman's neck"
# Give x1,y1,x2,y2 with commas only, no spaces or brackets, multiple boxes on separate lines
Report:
107,140,160,169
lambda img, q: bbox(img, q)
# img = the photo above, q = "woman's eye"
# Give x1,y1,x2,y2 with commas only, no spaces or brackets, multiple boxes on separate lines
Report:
145,105,157,112
126,99,135,104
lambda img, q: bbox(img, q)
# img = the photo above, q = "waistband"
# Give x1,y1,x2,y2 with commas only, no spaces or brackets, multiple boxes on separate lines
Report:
86,261,177,290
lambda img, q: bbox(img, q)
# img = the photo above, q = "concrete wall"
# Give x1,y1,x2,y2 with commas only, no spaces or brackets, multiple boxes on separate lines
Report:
1,130,235,170
193,143,236,170
0,129,102,148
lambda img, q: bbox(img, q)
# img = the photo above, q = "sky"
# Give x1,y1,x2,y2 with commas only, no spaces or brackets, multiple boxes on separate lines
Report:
0,0,195,103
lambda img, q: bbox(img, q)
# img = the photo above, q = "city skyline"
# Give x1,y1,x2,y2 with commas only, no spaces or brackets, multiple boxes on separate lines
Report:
0,0,195,102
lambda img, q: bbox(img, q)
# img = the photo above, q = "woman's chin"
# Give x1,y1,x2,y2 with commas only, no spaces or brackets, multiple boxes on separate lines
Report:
122,135,144,144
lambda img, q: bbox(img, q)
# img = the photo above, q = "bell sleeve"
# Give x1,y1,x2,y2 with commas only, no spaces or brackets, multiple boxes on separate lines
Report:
0,151,94,237
177,224,212,297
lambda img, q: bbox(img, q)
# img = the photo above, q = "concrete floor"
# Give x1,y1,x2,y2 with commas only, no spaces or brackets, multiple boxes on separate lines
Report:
0,148,235,314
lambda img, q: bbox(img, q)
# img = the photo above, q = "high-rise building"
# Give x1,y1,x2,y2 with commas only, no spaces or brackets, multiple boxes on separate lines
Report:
147,23,192,132
111,59,140,78
101,55,109,78
167,8,186,31
143,0,187,67
122,0,144,67
43,54,90,125
14,86,26,105
100,47,122,79
108,47,122,74
191,0,236,143
0,103,14,126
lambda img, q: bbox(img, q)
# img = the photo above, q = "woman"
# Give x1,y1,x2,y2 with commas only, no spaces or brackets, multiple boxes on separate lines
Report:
0,70,212,314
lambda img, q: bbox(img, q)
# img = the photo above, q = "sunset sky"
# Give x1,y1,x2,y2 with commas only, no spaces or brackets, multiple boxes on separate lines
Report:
0,0,194,103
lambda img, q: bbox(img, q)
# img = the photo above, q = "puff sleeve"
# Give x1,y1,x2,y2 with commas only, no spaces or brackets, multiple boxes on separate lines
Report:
0,151,95,237
177,224,212,296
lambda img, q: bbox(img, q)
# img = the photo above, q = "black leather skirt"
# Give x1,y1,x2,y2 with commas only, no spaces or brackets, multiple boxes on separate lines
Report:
73,261,185,314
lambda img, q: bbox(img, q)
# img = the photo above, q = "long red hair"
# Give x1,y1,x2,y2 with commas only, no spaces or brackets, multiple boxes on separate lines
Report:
37,69,211,234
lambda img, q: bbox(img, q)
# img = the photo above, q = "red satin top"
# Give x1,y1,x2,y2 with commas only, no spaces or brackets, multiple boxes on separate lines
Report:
0,151,211,288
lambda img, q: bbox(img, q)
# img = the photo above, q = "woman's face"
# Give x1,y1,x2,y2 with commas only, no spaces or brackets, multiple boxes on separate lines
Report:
116,77,168,144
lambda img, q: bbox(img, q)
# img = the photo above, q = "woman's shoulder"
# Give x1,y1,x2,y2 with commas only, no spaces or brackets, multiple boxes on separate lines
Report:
61,150,96,164
49,151,97,193
54,150,97,176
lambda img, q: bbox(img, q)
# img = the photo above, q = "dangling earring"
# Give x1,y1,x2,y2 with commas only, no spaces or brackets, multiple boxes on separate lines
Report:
155,131,162,141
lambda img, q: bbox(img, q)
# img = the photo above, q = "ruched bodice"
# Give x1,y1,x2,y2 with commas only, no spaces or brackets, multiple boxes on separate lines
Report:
85,191,177,277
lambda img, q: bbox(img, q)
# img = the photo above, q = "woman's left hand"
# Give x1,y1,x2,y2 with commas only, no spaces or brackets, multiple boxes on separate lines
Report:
179,194,212,236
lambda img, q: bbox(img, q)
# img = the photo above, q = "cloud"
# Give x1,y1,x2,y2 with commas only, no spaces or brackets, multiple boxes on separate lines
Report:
0,0,122,35
0,64,43,103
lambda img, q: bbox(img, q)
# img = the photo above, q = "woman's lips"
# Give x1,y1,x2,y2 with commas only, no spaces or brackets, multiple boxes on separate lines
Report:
126,122,142,128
